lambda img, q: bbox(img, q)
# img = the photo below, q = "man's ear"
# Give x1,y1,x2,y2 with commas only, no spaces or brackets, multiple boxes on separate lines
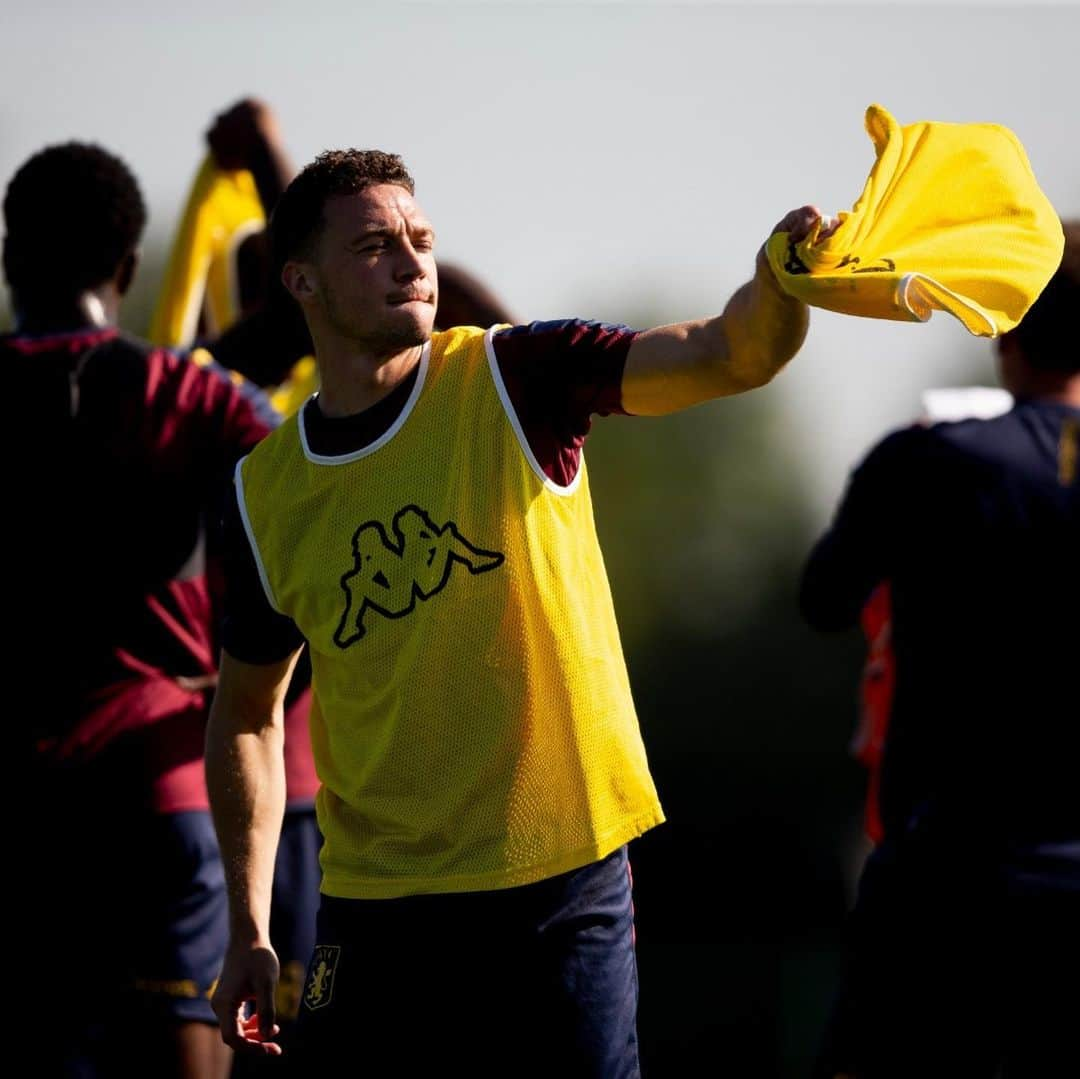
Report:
282,260,317,304
116,250,139,297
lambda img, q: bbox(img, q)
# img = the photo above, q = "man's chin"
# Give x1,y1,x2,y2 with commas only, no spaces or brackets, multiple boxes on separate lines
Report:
396,323,434,351
371,312,434,353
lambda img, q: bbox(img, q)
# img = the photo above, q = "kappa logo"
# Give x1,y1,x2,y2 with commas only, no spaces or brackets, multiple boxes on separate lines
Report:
784,240,811,276
303,945,341,1011
785,246,897,277
333,505,505,648
838,254,897,274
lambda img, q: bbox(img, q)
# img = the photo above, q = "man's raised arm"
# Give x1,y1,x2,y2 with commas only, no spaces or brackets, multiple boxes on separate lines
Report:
621,206,824,415
206,646,303,1057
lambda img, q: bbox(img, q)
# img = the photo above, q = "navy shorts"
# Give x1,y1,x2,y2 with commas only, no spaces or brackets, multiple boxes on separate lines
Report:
129,810,229,1023
60,810,228,1023
23,805,228,1077
294,845,640,1078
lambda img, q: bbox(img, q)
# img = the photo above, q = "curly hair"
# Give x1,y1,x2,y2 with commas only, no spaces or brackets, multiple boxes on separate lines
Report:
1009,220,1080,374
269,149,415,272
3,142,147,296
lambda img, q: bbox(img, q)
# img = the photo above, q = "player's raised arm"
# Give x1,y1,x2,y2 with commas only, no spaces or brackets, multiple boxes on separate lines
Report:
621,206,825,415
206,647,302,1056
206,97,295,216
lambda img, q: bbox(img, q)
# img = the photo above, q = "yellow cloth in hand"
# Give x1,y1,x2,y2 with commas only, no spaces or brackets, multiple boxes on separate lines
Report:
765,104,1064,337
149,156,265,347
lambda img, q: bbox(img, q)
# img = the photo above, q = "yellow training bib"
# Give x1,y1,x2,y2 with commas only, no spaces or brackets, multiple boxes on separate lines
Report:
238,326,664,897
149,156,265,347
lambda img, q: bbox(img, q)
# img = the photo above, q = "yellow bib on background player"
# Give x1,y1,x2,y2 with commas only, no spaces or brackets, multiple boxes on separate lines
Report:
766,104,1064,337
149,155,266,347
149,155,319,414
237,326,664,899
268,355,319,417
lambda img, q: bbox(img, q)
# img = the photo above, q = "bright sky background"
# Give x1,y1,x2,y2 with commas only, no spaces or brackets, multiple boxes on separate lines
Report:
4,1,1078,517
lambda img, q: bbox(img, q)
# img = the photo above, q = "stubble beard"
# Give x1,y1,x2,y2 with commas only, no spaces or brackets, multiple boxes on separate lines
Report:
324,285,431,356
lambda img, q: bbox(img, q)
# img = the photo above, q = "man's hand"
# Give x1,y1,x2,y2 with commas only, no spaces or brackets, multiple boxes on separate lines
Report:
770,204,836,246
757,204,837,279
211,939,284,1056
206,98,284,172
205,98,295,217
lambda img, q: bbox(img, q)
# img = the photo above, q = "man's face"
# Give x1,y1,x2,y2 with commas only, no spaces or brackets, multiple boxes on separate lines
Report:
307,184,438,351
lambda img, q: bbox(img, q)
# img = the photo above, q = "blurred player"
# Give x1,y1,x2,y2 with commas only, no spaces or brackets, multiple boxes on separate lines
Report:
4,142,277,1078
849,387,1014,848
801,224,1080,1078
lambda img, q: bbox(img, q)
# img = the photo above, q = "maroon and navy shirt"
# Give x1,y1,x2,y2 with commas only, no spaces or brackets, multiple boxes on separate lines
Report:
5,326,309,812
224,319,637,663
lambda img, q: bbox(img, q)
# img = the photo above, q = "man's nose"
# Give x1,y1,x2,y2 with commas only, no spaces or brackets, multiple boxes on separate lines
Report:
393,242,427,281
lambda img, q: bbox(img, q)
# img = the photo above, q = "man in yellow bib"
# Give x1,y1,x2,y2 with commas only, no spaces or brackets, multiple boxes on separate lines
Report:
205,148,821,1076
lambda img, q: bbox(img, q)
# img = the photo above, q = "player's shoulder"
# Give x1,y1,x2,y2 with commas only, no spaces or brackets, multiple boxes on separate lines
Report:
859,422,934,468
240,402,301,470
165,342,247,394
923,408,1025,461
0,328,155,396
862,410,1007,461
0,326,142,363
859,411,1040,491
431,324,491,356
489,320,638,375
493,318,635,343
151,343,279,426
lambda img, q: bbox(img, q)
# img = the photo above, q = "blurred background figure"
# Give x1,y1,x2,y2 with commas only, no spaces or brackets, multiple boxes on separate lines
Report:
4,141,276,1079
157,99,518,412
800,225,1080,1079
157,100,323,1070
848,385,1015,851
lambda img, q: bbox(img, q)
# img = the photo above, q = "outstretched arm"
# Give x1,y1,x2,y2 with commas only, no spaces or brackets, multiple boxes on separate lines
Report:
206,98,296,327
206,646,302,1057
621,206,824,416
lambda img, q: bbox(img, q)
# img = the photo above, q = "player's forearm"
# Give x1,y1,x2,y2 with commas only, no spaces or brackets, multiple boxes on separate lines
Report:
206,704,287,943
246,137,294,217
621,252,809,415
716,249,809,394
